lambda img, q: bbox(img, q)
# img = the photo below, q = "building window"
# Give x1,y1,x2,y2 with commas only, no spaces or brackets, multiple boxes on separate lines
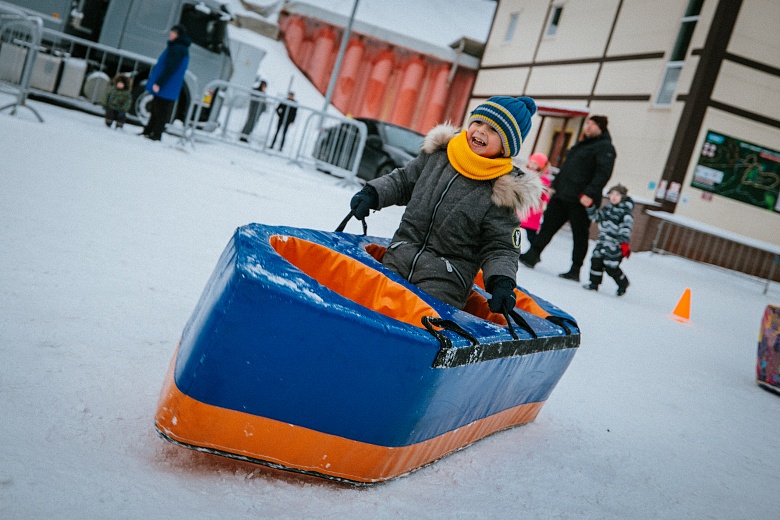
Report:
654,0,705,106
504,12,519,43
656,63,683,105
546,5,563,37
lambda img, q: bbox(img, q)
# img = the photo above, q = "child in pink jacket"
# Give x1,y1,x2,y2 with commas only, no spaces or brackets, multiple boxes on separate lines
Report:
520,152,552,244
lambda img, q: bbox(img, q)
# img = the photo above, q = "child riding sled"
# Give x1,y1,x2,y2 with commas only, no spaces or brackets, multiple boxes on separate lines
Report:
349,96,542,314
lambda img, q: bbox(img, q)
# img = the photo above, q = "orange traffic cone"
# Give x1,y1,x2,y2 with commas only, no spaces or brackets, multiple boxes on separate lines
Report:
669,288,691,323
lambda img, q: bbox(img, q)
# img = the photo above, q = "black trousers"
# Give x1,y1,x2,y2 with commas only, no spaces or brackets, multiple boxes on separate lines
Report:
143,96,174,141
105,108,126,128
588,256,625,286
241,100,263,137
271,121,292,150
527,196,591,271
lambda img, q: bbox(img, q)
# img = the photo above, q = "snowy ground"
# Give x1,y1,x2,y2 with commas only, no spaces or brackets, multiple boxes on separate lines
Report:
1,91,778,520
2,9,780,514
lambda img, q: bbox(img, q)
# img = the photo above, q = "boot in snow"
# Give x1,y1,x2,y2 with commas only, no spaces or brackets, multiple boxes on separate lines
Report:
519,249,540,268
558,268,580,281
616,276,630,296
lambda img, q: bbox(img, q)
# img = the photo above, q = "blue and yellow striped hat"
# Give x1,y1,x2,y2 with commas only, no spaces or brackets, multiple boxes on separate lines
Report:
468,96,537,157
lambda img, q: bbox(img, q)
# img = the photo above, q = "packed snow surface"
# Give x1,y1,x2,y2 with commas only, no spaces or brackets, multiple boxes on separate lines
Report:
1,4,779,516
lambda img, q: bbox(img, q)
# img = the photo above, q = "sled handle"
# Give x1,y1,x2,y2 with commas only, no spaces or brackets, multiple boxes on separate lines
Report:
422,316,479,349
545,315,578,335
335,210,368,235
503,309,538,340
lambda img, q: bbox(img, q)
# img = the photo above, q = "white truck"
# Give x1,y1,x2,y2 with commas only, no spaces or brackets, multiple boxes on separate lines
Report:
2,0,261,122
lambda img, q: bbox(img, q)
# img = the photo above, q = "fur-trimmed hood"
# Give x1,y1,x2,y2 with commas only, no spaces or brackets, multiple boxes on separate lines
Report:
368,123,541,308
422,124,544,219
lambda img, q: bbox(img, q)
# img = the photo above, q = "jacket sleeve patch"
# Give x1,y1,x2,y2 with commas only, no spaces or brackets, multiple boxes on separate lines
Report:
512,228,522,249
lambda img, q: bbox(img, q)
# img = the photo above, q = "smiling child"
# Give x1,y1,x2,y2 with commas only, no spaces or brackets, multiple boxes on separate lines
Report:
349,96,542,312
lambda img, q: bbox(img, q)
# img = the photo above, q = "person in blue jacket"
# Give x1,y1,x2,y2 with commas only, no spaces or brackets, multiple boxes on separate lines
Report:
141,24,191,141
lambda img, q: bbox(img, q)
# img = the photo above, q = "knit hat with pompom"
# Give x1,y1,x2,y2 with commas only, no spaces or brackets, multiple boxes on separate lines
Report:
468,96,537,157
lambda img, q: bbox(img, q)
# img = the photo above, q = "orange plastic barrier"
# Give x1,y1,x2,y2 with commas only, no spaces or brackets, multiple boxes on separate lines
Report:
361,49,393,118
332,38,366,111
309,27,337,92
390,56,425,127
418,64,451,133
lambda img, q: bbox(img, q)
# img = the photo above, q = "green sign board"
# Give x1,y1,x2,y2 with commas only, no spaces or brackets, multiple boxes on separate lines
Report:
692,130,780,213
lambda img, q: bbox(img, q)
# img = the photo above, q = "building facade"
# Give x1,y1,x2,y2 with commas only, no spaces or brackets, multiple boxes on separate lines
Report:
470,0,780,246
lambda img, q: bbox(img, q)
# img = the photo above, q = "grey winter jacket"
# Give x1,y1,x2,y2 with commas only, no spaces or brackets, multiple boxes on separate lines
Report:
368,124,542,309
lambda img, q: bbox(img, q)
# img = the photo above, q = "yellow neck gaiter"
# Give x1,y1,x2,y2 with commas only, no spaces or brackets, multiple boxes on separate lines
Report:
446,130,513,181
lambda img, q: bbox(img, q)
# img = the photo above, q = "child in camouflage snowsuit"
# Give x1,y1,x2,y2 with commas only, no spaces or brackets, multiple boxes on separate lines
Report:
584,184,633,296
104,74,132,129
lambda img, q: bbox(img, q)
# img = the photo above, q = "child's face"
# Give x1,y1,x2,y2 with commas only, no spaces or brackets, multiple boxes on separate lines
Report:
526,159,541,172
467,121,504,158
609,190,623,205
117,81,125,89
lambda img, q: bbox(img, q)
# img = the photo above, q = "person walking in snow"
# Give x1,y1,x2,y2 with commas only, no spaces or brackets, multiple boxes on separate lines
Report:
141,24,191,141
349,96,542,313
520,152,553,245
583,183,633,296
519,115,616,282
103,74,132,129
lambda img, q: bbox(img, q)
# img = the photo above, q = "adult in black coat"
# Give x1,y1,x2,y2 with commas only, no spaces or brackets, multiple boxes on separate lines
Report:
270,92,297,150
519,115,616,281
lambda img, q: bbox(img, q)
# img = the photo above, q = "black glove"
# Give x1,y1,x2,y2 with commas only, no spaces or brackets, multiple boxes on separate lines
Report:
486,275,517,313
350,185,379,220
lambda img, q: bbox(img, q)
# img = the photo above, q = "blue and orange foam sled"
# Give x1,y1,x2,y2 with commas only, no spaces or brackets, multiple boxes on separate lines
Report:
155,224,580,484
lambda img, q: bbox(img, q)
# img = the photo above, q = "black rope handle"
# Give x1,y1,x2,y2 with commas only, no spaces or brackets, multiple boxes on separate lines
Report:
546,315,578,335
335,210,367,235
502,310,519,340
422,316,480,349
504,309,538,339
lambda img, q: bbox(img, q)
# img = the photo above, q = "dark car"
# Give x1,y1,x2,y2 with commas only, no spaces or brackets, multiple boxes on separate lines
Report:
314,117,425,181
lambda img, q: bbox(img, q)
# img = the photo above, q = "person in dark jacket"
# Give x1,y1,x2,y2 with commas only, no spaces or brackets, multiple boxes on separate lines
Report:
519,115,616,281
239,79,268,143
583,184,633,295
270,92,297,150
141,24,191,141
349,96,542,313
103,74,132,129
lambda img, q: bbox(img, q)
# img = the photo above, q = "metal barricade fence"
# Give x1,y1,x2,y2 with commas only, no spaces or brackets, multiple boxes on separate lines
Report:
30,27,198,123
0,4,199,126
178,79,368,184
0,2,43,121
